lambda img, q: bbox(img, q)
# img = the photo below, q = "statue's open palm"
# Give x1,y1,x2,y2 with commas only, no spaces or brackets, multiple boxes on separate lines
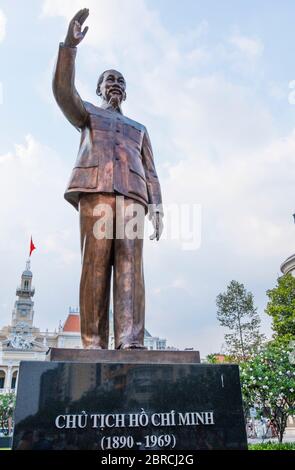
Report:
64,9,89,47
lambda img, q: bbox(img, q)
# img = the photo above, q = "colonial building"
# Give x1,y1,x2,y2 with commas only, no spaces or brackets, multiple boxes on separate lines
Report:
280,215,295,276
0,261,172,394
280,253,295,276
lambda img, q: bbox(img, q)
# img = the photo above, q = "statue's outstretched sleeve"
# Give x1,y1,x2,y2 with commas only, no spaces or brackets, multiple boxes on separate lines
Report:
53,44,88,129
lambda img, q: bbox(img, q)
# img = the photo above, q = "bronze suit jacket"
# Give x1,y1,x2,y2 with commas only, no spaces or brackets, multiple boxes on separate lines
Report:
53,44,163,213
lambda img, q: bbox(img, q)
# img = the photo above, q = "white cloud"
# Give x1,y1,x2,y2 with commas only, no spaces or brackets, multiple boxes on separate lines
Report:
0,9,6,42
163,130,295,258
229,33,264,58
268,81,286,101
0,135,80,265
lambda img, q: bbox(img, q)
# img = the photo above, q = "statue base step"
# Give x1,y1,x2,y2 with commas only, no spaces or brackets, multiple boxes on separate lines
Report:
46,347,200,363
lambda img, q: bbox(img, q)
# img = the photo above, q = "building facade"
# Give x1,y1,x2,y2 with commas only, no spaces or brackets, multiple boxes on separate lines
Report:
280,253,295,276
0,261,172,394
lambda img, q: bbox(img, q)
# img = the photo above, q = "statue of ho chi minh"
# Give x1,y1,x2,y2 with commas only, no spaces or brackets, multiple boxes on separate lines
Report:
53,9,164,351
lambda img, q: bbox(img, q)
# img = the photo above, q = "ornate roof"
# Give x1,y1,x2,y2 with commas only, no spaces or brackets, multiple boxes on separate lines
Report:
63,314,80,332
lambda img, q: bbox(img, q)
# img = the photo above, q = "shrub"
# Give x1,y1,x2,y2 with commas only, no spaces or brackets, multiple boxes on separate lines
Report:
249,441,295,450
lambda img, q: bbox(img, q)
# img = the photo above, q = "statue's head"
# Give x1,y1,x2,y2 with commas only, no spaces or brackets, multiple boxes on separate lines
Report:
96,69,126,108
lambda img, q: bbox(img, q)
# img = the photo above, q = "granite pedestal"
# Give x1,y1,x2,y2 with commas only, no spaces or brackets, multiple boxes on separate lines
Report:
12,351,247,450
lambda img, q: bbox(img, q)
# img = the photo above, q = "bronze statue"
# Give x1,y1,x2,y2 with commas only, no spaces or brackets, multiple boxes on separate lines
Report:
53,9,163,350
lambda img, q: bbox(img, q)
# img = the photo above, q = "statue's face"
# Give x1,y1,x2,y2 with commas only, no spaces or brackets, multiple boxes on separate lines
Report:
100,70,126,106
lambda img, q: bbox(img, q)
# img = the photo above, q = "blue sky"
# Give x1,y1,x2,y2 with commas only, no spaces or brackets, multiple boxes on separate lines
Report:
1,0,295,355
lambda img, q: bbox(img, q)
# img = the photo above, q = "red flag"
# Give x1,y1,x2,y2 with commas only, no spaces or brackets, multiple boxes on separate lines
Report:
29,237,36,256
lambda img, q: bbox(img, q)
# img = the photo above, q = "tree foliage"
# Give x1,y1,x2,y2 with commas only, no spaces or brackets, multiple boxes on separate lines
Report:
0,392,15,432
240,340,295,443
216,280,265,360
265,273,295,339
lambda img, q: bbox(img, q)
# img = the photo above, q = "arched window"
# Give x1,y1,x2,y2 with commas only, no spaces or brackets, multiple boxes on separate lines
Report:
24,280,29,289
11,371,18,390
0,370,6,389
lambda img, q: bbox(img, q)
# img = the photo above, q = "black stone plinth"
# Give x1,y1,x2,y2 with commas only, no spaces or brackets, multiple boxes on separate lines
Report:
12,361,247,450
46,348,200,364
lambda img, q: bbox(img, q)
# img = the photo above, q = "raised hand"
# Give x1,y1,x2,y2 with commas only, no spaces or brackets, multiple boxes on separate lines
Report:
64,8,89,47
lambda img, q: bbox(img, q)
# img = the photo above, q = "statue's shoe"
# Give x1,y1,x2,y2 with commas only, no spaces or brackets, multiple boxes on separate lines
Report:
117,342,147,350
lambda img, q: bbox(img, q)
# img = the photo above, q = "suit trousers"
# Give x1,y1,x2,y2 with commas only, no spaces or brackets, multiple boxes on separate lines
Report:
79,193,145,349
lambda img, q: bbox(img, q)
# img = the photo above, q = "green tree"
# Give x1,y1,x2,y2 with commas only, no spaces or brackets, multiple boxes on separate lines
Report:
265,273,295,340
240,340,295,442
216,280,265,360
0,392,15,433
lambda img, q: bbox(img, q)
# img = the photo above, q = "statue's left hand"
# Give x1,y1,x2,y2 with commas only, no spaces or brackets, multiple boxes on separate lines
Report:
149,212,164,241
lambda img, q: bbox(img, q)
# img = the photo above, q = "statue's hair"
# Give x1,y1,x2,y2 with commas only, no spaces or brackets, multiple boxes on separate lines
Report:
96,70,126,96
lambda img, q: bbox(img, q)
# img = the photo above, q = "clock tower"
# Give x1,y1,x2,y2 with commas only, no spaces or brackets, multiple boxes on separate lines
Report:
2,258,41,351
12,259,35,327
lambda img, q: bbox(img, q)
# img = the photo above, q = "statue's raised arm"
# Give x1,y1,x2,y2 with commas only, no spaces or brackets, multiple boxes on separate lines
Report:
52,9,89,129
